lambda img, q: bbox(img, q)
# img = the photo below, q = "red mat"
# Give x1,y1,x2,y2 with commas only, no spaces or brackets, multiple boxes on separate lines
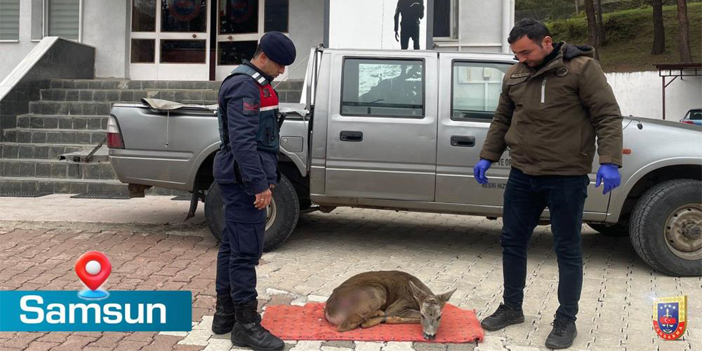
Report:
261,302,484,343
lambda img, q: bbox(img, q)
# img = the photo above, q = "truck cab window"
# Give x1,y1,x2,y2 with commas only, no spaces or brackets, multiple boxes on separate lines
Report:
452,62,510,121
341,58,424,118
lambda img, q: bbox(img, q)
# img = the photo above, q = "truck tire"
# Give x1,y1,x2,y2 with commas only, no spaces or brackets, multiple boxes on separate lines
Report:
589,222,629,237
204,175,300,252
629,179,702,276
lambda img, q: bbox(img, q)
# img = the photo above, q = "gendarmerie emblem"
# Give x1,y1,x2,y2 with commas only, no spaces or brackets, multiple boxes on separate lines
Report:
653,295,687,340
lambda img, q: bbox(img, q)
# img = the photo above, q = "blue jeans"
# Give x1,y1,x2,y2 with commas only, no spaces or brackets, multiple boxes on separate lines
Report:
215,182,266,304
501,168,589,321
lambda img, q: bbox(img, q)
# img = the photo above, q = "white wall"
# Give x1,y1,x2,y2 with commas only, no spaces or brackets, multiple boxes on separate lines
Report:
0,0,129,81
0,1,38,81
288,0,324,79
82,0,129,78
433,0,513,53
458,0,506,52
329,0,427,50
606,72,702,120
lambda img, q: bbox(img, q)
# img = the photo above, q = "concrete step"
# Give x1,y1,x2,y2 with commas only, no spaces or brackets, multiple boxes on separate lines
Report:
0,143,93,160
16,114,107,130
28,100,219,115
3,128,105,145
49,79,222,90
40,88,219,103
49,79,303,91
0,158,116,180
0,177,189,196
29,101,113,115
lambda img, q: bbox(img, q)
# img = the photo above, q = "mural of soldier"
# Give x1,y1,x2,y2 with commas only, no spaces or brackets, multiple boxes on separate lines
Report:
394,0,425,50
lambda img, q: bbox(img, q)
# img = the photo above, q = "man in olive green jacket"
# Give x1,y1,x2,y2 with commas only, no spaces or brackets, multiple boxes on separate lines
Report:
474,19,623,349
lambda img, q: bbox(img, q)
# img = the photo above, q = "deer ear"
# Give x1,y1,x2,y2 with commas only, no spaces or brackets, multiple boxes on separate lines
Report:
408,281,428,304
437,288,457,304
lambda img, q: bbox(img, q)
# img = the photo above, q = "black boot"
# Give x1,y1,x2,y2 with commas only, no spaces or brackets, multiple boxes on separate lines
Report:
231,300,285,351
545,315,577,349
212,294,236,334
480,303,525,331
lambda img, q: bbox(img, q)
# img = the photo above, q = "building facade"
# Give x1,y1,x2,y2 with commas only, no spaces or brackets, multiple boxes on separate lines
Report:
0,0,515,82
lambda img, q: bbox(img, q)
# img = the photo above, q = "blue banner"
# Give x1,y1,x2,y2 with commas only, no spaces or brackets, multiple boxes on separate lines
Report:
0,291,192,332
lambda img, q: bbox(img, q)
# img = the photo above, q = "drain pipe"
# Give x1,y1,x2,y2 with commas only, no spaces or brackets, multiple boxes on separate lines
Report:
502,0,515,54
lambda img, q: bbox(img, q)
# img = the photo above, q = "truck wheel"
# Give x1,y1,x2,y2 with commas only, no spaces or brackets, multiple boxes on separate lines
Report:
204,175,300,252
630,179,702,276
589,222,629,237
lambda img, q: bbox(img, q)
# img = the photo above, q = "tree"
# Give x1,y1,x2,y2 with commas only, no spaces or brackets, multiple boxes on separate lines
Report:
651,0,665,55
675,0,692,62
596,0,606,45
584,0,601,60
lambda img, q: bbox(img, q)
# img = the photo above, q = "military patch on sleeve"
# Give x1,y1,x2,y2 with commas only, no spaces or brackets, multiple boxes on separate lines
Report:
242,98,260,116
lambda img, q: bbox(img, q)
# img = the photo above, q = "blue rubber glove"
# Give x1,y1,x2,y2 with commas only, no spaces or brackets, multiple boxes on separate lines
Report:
473,159,493,185
595,163,621,194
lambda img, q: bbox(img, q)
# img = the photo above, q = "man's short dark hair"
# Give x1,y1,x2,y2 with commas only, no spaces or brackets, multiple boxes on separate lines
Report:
252,45,263,60
508,18,551,46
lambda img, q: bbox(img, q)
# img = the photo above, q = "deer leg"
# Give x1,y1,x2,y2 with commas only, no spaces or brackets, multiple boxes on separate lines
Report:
385,316,421,324
384,306,422,324
336,313,365,332
360,310,386,328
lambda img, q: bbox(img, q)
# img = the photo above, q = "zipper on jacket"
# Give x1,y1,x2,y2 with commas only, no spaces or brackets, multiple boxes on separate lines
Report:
541,77,547,104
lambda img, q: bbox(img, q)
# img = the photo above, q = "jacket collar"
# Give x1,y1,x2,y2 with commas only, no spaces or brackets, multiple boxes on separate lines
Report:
243,60,274,84
513,42,567,80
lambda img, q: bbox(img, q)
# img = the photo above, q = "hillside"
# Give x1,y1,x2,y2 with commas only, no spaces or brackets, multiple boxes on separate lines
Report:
547,3,701,72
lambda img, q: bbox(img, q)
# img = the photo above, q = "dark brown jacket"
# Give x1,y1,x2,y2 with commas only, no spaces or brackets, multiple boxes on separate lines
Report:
480,43,623,176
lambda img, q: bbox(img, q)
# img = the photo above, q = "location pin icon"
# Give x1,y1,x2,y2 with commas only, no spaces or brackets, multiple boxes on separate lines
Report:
75,251,111,299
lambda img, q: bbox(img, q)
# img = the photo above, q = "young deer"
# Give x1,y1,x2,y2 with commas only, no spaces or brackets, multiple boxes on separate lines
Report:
324,271,456,340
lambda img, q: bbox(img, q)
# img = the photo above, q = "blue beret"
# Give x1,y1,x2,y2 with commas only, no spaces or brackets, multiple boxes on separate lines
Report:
259,31,296,66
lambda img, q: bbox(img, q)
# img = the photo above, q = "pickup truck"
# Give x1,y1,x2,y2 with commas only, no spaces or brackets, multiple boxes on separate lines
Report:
107,48,702,276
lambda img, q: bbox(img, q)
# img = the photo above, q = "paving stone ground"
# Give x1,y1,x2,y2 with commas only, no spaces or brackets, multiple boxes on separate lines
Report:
1,206,700,351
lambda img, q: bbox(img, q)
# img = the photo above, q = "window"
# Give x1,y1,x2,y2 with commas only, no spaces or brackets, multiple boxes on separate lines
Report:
131,39,155,63
161,0,207,33
132,0,156,32
160,40,206,63
341,59,424,118
452,62,510,121
433,0,457,39
219,0,289,34
218,41,258,65
219,0,259,34
46,0,81,41
0,0,20,41
264,0,288,32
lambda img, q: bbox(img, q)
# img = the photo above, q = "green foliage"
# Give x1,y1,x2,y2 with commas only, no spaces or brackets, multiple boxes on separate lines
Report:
545,3,701,71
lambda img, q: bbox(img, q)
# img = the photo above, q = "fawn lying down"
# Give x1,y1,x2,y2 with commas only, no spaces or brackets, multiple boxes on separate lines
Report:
324,271,456,340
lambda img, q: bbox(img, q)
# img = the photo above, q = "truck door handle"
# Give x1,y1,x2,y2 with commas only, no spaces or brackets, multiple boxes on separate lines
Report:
340,131,363,142
451,136,475,147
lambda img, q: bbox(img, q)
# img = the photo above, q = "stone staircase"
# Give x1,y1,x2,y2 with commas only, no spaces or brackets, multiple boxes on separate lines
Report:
0,78,303,197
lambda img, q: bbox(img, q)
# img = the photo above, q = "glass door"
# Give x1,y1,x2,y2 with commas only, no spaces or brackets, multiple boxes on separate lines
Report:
215,0,289,80
130,0,211,80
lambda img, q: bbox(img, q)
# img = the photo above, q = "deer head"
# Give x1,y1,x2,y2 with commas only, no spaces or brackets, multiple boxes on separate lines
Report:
409,281,456,340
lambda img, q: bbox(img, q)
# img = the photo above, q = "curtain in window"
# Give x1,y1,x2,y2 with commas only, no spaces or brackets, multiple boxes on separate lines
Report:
0,0,20,40
48,0,80,40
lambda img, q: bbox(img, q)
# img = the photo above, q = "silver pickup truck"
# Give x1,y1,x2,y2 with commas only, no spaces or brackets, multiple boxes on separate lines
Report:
107,48,702,276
